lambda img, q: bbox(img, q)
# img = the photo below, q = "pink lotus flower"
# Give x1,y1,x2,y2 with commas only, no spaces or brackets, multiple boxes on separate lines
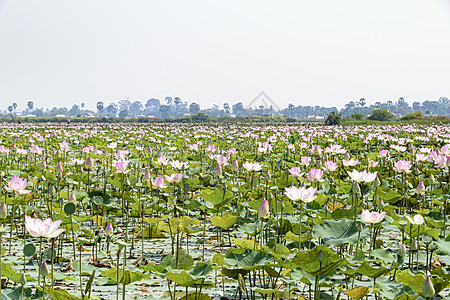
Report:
300,157,311,166
157,155,170,166
258,199,270,219
289,167,303,178
59,141,70,152
114,160,129,173
343,158,359,167
378,150,390,158
361,209,385,224
284,186,317,203
405,214,424,225
323,161,338,172
393,160,412,173
243,162,262,172
347,170,377,183
25,215,65,238
152,177,167,189
40,160,47,171
116,150,128,160
164,173,184,183
5,177,31,194
170,160,189,170
308,168,323,182
216,155,229,166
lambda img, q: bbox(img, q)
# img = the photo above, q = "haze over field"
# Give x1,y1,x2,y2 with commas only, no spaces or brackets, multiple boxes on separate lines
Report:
0,0,449,111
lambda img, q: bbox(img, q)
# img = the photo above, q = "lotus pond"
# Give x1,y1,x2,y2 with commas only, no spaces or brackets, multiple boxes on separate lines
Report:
0,122,449,300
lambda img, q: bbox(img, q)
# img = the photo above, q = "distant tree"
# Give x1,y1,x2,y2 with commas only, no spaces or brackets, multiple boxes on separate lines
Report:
12,103,18,114
232,102,245,116
69,105,81,116
191,112,211,123
189,102,200,115
34,108,44,117
27,101,34,110
119,109,129,118
81,103,85,109
375,102,381,108
96,101,104,115
159,105,171,118
174,97,182,107
359,98,366,107
165,97,173,106
350,112,365,120
368,109,394,121
412,102,421,111
119,99,131,111
223,103,230,114
8,105,13,113
145,98,160,112
324,111,341,125
106,103,118,115
129,101,143,115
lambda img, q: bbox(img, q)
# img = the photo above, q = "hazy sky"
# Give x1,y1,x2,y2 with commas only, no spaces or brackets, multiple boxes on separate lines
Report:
0,0,449,111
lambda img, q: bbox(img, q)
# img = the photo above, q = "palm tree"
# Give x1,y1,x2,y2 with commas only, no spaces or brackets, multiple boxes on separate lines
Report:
12,103,18,115
96,101,104,115
27,101,34,111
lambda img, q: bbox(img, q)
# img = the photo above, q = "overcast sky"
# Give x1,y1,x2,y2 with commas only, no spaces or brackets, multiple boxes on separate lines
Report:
0,0,449,111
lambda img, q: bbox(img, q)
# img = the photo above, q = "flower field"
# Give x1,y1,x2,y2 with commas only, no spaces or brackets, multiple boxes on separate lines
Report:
0,122,449,300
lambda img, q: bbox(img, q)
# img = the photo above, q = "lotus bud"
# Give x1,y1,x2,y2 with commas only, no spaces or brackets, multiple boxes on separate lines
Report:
143,170,151,182
429,173,435,185
352,181,361,196
69,193,76,203
56,163,63,176
40,160,47,171
268,192,274,200
85,157,94,170
215,164,222,177
373,176,381,188
344,152,350,160
0,202,7,220
417,181,425,195
50,185,56,195
105,223,113,237
11,143,16,150
410,238,418,251
20,273,27,285
257,199,270,219
377,199,385,211
147,146,152,154
280,201,285,211
358,223,363,232
317,250,325,262
40,261,49,277
231,159,239,172
398,243,406,257
265,170,271,181
422,276,435,298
